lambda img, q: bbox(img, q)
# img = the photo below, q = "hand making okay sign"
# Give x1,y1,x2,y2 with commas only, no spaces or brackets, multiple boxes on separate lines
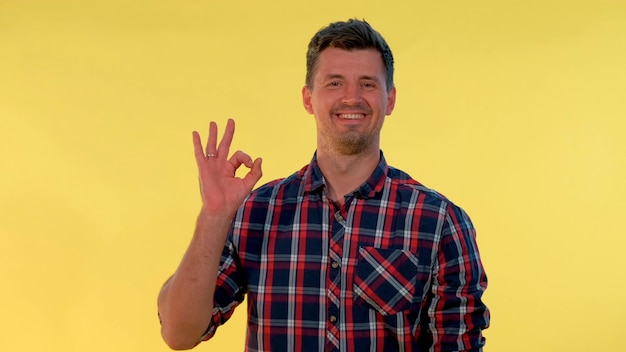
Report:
192,118,263,219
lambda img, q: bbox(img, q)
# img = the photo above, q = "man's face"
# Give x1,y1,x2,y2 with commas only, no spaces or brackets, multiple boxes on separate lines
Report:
302,47,396,156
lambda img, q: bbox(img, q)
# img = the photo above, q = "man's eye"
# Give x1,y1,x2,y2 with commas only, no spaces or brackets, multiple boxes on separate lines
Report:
362,82,376,88
329,81,341,87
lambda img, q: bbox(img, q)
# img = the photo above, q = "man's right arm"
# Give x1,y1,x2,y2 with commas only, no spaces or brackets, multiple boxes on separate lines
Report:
157,212,234,350
157,119,262,350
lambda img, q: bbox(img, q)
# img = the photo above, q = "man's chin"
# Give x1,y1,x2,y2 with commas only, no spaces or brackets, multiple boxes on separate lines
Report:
333,136,372,155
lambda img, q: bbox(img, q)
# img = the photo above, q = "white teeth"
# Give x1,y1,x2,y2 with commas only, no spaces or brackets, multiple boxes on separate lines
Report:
339,114,364,120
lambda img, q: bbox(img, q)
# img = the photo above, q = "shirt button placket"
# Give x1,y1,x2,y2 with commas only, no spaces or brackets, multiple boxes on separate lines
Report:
328,257,340,327
327,210,344,352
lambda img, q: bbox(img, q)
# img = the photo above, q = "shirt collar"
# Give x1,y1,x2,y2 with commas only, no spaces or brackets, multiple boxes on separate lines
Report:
302,151,389,199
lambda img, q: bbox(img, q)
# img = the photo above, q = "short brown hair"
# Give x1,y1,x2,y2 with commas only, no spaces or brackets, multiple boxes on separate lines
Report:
305,19,395,92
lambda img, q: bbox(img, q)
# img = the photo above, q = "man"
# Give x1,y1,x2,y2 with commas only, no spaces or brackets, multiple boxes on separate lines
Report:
158,19,489,351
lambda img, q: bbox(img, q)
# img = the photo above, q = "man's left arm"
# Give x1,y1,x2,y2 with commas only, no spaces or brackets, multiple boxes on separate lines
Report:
426,203,490,351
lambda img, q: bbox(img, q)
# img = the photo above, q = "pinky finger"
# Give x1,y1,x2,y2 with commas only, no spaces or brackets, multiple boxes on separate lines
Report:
192,131,205,162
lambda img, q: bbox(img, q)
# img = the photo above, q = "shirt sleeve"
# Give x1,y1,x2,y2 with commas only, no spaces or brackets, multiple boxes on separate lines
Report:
420,203,490,351
198,236,247,342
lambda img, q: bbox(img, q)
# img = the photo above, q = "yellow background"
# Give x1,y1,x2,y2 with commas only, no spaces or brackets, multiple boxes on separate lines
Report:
1,1,625,351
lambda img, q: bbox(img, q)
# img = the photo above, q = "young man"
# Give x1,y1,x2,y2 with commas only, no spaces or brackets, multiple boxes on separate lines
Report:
158,19,490,351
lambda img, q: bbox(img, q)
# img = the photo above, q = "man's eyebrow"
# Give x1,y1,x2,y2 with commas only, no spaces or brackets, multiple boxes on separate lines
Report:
323,74,345,80
359,75,380,81
322,74,381,81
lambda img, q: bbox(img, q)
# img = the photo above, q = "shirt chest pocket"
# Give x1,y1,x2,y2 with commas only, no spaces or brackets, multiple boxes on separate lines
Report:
353,246,421,316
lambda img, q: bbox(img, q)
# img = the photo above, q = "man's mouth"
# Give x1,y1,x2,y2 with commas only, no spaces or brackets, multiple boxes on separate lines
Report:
337,113,365,120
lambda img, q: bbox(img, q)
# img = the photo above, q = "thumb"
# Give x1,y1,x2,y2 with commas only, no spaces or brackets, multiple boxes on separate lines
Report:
242,158,263,190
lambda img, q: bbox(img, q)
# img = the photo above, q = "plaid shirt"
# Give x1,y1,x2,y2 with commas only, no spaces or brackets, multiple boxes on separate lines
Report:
202,152,489,351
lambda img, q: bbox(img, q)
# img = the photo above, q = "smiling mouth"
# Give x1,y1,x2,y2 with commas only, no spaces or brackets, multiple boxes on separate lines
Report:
337,113,365,120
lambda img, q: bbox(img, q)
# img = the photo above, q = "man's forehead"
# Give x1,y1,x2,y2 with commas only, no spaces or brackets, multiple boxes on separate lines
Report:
319,46,380,56
315,48,385,74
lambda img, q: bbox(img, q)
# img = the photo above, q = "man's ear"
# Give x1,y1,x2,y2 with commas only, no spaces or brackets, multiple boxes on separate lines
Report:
302,86,314,114
385,86,397,115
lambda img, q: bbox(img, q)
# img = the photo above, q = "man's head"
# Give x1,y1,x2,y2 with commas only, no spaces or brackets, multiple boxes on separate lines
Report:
302,19,397,156
305,19,395,92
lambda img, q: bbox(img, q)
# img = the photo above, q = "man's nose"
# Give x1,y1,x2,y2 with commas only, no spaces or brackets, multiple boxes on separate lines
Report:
341,84,363,104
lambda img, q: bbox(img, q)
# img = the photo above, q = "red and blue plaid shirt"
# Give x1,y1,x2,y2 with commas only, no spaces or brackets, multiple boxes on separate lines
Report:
202,152,489,351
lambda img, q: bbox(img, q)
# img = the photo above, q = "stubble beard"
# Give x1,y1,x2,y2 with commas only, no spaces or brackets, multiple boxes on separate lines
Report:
324,103,379,155
323,127,378,156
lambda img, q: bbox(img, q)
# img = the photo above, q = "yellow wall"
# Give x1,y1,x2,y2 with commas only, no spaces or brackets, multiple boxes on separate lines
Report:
1,1,625,351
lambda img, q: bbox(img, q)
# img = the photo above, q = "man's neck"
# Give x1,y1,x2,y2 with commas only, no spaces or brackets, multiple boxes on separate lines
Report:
316,148,380,206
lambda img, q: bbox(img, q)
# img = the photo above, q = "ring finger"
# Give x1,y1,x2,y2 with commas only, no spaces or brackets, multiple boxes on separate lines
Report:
205,121,218,157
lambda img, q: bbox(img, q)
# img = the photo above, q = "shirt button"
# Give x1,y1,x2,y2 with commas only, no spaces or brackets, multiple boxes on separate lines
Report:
331,261,339,269
329,315,337,323
335,212,344,222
